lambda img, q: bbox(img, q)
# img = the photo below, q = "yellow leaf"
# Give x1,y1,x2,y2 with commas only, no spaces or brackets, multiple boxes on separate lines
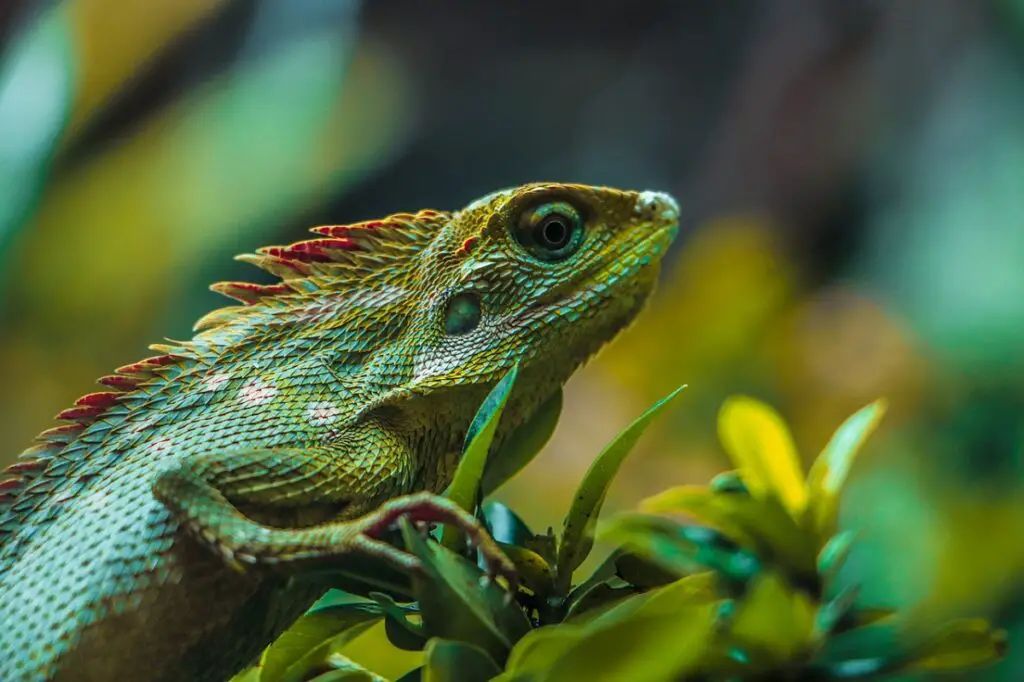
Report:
718,397,808,518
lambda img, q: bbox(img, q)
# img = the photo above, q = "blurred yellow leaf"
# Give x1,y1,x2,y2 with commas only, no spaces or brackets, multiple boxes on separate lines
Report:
718,396,808,518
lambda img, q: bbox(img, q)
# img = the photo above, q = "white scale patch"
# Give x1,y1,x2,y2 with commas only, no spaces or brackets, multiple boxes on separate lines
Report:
200,372,232,393
238,378,278,406
306,401,342,426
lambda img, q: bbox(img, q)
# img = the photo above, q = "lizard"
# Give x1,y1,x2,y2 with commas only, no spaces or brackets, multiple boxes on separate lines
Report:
0,182,680,682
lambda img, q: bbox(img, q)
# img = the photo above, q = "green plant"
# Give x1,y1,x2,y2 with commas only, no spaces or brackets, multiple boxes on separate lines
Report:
233,372,1007,682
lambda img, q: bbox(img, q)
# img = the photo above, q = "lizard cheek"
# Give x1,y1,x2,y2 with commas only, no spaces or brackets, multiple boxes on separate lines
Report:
443,292,482,336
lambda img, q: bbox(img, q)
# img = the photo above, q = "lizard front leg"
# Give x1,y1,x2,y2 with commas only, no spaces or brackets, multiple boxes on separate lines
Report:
151,425,514,585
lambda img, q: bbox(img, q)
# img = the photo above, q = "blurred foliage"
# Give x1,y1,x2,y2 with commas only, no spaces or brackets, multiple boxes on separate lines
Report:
231,373,1005,681
2,1,1024,679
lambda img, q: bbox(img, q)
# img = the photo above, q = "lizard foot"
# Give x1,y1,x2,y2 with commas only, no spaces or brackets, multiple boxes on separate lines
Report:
352,492,518,593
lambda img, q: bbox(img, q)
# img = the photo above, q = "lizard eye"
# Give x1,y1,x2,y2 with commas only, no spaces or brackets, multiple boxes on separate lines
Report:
444,292,482,335
514,201,585,262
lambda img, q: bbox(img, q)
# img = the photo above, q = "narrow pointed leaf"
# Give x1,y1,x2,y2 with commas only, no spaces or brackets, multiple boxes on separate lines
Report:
400,519,530,663
718,396,808,518
482,388,562,496
556,384,687,591
807,400,886,537
443,364,519,550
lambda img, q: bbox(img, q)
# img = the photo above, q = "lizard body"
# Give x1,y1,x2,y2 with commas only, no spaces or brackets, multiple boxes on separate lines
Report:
0,183,679,681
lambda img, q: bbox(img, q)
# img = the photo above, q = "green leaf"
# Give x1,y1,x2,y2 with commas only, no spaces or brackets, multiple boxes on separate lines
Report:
482,501,534,546
494,625,583,681
709,470,749,495
817,530,859,587
368,592,427,652
401,519,531,664
556,384,687,592
423,639,501,682
502,575,718,682
260,603,383,682
482,388,562,496
806,400,886,538
902,619,1008,672
563,581,638,624
815,584,861,638
443,364,519,551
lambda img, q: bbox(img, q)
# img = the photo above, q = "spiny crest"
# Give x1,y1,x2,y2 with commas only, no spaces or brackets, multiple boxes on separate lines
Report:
0,210,450,530
212,210,449,303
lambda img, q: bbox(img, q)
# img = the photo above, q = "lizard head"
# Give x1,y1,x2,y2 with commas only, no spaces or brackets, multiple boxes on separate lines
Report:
407,182,680,392
204,182,678,410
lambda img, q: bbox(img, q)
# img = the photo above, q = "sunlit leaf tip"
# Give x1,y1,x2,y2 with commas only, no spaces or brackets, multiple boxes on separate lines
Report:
718,395,808,518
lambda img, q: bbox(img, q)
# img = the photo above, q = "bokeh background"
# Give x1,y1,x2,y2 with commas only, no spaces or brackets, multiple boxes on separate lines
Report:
2,1,1023,679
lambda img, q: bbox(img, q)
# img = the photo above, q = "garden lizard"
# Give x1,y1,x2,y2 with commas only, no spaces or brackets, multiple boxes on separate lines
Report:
0,182,679,681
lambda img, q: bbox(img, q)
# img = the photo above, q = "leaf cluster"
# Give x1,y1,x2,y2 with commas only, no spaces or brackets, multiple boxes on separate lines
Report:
234,374,1006,682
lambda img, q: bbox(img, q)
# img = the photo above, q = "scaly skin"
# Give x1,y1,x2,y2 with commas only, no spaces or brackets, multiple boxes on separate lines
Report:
0,183,679,681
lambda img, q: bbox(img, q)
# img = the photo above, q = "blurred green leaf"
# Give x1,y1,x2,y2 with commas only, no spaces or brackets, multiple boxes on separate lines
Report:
817,530,858,587
482,388,562,496
815,584,861,638
443,365,519,551
423,639,500,682
556,384,686,592
641,485,815,582
614,551,679,589
260,603,383,682
401,519,530,664
806,400,886,540
502,574,718,682
599,513,761,587
709,470,749,495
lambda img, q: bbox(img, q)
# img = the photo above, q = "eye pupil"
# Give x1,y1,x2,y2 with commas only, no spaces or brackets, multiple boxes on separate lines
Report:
539,217,569,248
514,201,584,262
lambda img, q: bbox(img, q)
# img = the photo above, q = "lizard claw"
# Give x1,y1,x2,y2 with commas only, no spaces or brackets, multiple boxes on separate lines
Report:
355,492,519,594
